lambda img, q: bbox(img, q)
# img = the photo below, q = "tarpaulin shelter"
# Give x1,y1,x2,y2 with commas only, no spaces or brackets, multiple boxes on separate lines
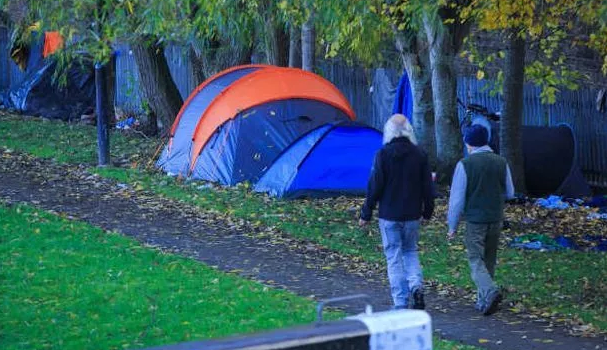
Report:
463,118,591,198
1,30,94,120
157,65,356,185
42,32,63,58
522,124,591,198
254,122,382,198
392,71,413,123
5,60,94,120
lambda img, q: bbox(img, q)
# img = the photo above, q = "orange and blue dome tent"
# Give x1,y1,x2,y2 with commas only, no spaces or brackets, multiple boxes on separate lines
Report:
157,65,356,185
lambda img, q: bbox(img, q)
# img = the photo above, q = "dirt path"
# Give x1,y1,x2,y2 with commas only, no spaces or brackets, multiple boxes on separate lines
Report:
0,150,604,350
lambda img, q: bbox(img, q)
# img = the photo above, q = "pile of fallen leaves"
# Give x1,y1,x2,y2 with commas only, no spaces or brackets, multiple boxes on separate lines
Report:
502,201,607,247
290,194,607,250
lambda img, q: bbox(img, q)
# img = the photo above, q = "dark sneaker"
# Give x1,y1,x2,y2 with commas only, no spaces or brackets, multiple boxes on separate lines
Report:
482,290,502,316
410,288,425,310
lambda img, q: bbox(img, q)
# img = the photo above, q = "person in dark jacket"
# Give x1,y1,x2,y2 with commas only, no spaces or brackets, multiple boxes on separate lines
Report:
447,124,515,316
359,114,435,310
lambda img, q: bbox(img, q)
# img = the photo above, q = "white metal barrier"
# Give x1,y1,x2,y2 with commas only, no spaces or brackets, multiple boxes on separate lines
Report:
141,295,432,350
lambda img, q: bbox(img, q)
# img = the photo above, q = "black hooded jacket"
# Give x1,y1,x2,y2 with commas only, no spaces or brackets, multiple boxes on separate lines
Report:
360,137,434,221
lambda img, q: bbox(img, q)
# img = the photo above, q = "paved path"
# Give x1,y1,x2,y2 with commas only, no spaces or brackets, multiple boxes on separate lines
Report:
0,151,605,350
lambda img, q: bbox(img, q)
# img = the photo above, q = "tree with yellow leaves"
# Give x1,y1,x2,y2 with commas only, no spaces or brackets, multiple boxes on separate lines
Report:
469,0,591,193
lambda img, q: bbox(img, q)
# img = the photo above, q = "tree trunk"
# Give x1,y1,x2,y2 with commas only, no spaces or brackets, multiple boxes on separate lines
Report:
199,37,253,78
132,39,183,134
263,15,289,66
424,15,466,181
402,55,437,168
301,8,315,72
501,30,527,193
395,33,437,168
188,44,206,87
289,24,302,68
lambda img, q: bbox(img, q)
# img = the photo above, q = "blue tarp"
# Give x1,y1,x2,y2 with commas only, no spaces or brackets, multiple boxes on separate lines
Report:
255,123,383,198
509,233,607,252
392,71,413,123
535,195,576,210
1,31,95,120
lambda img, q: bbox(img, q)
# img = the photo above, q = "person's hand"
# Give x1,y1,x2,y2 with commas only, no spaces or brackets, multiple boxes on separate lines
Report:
447,230,456,240
359,219,369,227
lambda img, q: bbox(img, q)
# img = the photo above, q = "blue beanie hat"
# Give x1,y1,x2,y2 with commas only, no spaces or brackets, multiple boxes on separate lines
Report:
464,124,489,147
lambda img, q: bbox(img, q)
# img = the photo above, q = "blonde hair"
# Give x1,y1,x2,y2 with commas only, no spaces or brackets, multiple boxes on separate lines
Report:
383,114,417,145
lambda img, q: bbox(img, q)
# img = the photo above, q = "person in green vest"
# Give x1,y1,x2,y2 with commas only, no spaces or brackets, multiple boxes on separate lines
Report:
447,124,515,315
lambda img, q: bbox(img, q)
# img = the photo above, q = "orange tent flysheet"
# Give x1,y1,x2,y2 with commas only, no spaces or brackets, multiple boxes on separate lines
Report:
43,32,63,58
188,67,356,172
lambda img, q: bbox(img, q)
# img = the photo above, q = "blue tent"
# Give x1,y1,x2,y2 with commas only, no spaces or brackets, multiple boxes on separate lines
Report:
156,65,355,185
392,71,413,123
254,123,383,198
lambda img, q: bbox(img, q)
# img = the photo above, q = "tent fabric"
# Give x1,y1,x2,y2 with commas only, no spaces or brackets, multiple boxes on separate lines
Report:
521,124,591,198
2,31,93,120
157,65,356,185
189,67,356,171
168,64,270,138
254,123,383,198
191,99,350,185
392,71,413,123
159,65,265,175
463,121,591,198
370,68,399,129
17,60,94,120
253,125,333,197
43,32,63,58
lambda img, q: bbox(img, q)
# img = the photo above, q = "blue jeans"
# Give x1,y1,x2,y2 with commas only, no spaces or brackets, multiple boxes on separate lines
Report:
379,219,423,308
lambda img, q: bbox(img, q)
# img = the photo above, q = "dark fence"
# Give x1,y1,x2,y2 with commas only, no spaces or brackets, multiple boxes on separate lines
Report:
0,27,9,90
114,44,197,113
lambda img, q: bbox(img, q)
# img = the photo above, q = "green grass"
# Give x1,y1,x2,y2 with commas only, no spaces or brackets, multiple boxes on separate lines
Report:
0,203,337,350
0,203,479,350
434,339,484,350
1,113,606,332
0,113,159,165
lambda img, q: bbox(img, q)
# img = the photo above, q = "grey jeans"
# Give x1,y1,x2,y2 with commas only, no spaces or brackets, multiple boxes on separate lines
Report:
465,222,501,306
379,219,423,308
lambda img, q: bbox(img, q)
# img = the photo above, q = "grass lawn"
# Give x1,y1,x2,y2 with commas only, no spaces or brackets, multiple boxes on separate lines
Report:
0,203,326,349
1,113,606,332
0,203,475,350
0,113,159,166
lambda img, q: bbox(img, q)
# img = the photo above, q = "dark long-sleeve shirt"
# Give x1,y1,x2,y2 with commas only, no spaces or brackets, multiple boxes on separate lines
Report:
360,137,435,222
